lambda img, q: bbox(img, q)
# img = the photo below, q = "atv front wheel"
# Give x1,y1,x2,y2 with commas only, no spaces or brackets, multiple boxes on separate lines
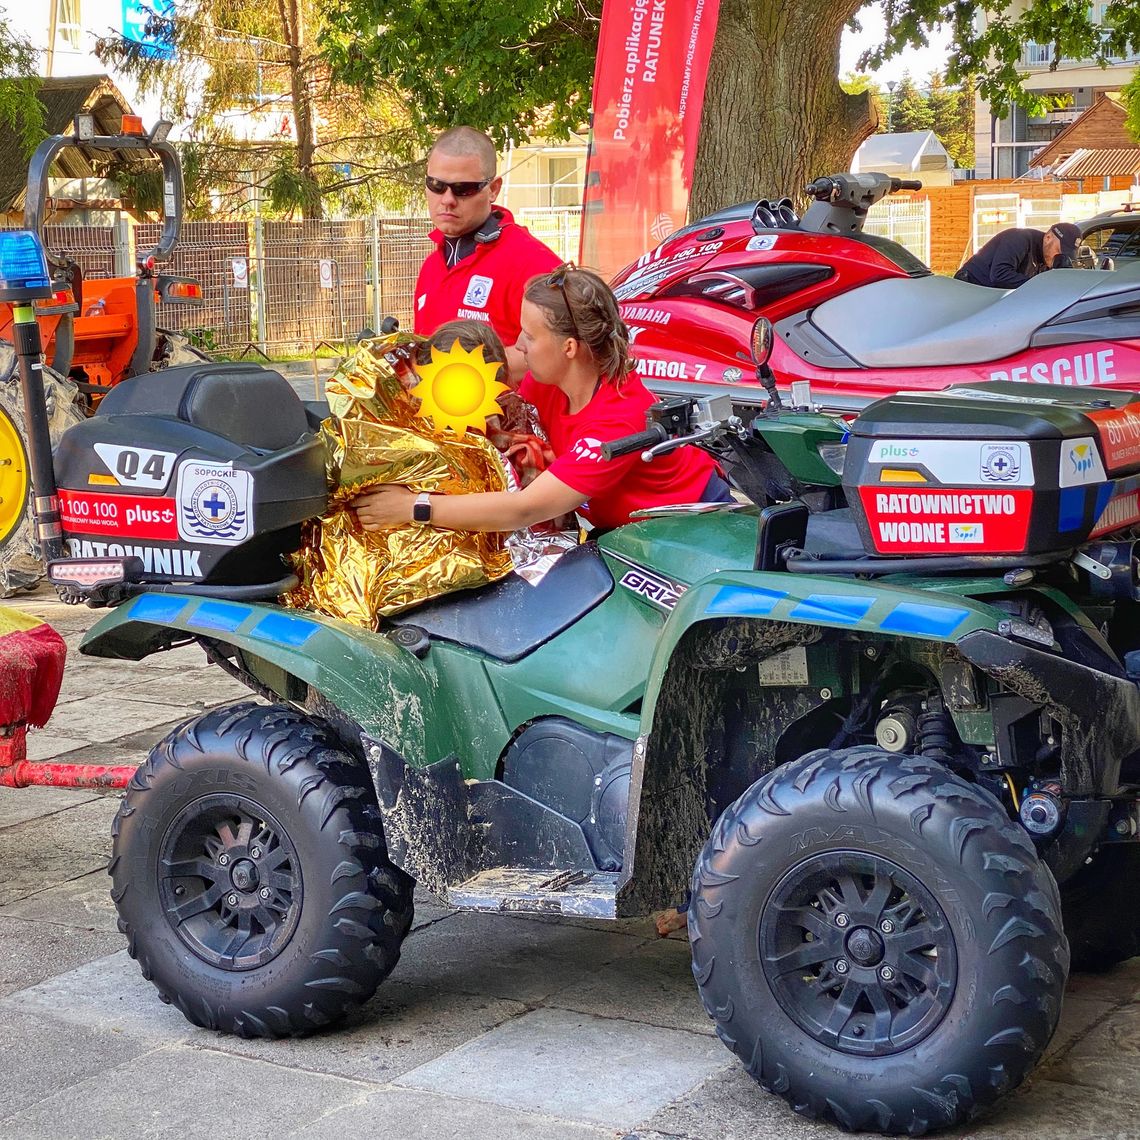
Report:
689,746,1067,1135
111,702,414,1037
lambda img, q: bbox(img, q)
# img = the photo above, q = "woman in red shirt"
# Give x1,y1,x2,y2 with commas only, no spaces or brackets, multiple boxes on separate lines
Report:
354,265,729,534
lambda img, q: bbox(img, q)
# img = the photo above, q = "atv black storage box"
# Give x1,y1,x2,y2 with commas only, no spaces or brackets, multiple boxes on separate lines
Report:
52,363,328,584
844,382,1140,557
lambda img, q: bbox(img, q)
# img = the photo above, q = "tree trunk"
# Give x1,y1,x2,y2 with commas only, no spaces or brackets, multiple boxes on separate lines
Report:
280,0,321,219
691,0,877,218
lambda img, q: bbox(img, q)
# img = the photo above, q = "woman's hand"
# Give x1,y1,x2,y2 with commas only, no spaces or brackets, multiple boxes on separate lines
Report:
353,485,418,531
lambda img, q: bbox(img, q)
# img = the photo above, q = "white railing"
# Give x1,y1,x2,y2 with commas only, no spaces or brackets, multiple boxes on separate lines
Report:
865,198,931,265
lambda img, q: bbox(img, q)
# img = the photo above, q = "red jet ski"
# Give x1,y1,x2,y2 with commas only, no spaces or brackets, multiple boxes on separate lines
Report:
610,173,1140,413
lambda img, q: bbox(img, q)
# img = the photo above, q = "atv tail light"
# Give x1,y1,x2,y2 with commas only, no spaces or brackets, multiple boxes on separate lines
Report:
121,114,145,136
48,558,140,590
817,443,847,476
879,468,927,483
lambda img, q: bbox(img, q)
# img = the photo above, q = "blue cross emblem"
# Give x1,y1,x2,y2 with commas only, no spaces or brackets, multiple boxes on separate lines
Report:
202,492,228,519
991,456,1009,473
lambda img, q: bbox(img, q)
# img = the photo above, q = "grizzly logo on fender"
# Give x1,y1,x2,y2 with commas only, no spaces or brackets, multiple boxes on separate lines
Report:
619,568,684,610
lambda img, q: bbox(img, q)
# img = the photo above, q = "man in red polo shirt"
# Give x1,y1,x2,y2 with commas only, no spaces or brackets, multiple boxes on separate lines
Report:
414,127,560,379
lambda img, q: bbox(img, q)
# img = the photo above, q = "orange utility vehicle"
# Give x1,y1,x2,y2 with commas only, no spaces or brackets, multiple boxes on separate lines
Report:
0,113,205,406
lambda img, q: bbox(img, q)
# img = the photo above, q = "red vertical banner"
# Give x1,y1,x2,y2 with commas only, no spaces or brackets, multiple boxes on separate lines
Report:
579,0,721,280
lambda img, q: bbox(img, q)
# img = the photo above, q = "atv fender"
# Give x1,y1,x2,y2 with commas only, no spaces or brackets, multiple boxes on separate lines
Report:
640,569,1006,732
615,570,1007,915
80,593,433,766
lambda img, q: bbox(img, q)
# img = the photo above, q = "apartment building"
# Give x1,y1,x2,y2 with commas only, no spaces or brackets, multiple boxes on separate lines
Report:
974,2,1139,179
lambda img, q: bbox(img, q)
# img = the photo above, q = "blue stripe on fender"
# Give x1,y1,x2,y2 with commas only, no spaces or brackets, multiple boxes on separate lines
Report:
880,601,970,637
186,601,250,633
705,585,787,615
250,612,320,648
789,594,874,625
130,594,190,624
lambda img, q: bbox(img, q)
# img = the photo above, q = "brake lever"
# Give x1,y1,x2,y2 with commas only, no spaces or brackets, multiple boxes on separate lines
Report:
640,426,718,461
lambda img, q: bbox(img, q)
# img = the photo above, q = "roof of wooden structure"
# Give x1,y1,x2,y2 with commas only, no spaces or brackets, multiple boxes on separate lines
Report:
0,75,136,213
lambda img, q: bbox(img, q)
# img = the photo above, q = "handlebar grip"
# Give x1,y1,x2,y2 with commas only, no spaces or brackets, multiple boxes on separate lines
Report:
600,425,669,460
804,177,836,200
894,179,923,191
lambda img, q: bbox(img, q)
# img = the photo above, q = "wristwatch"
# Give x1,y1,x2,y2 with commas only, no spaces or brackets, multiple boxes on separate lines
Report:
412,492,433,524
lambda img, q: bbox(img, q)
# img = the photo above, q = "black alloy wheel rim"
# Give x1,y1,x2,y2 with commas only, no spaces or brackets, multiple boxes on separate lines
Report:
759,851,957,1056
158,793,303,970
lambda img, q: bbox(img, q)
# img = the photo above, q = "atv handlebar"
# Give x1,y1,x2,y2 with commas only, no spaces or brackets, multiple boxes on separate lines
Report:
600,425,669,460
804,173,922,203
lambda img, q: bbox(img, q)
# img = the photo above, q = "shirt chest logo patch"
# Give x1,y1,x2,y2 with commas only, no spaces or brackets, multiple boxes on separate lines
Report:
571,437,604,463
463,275,494,308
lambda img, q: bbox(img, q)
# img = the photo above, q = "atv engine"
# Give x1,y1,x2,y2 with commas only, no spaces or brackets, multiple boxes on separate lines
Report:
844,382,1140,557
51,362,328,586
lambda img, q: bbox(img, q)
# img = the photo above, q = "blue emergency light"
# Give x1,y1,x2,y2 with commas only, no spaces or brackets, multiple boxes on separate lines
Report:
0,229,52,303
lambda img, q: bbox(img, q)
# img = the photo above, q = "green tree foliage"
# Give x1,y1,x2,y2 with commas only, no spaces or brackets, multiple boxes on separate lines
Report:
861,0,1140,121
843,71,975,154
95,0,420,218
845,70,976,169
0,9,45,158
319,0,600,149
1125,70,1140,144
322,0,1137,211
891,74,934,132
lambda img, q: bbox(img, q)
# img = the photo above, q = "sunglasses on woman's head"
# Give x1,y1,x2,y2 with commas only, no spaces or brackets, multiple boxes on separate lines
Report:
549,262,581,342
424,175,492,198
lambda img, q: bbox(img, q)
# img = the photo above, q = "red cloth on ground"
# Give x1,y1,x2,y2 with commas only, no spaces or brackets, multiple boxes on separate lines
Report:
0,615,66,728
413,208,561,347
519,373,717,530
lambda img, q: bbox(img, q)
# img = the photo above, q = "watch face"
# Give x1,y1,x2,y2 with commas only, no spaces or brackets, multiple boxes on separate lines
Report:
413,498,431,523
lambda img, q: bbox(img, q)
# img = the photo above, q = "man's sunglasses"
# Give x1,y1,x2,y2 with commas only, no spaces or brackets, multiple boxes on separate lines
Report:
549,262,581,342
424,175,492,198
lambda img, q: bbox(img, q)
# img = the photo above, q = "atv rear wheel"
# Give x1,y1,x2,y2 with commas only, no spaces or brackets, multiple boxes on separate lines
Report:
689,746,1067,1135
111,702,414,1037
0,343,86,595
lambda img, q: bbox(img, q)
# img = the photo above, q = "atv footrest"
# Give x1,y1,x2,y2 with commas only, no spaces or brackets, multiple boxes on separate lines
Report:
447,868,619,919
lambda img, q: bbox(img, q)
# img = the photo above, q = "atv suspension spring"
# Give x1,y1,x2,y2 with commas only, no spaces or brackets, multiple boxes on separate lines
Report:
917,700,956,765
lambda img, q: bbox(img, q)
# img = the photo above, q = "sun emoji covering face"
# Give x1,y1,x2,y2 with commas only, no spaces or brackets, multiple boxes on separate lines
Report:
411,340,510,435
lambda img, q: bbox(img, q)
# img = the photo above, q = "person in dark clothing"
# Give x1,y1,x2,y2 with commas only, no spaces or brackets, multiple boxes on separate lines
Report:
954,223,1081,289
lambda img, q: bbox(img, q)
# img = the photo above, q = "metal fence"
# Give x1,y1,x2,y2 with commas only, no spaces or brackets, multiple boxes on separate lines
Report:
516,208,581,263
864,198,931,265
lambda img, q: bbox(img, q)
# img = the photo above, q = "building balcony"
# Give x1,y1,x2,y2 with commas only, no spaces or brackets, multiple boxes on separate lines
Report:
1020,34,1140,69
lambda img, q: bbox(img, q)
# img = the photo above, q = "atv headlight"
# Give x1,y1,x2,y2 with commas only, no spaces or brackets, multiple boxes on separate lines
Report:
817,442,847,476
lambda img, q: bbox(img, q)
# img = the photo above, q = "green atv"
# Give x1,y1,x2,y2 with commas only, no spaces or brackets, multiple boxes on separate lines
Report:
11,247,1139,1130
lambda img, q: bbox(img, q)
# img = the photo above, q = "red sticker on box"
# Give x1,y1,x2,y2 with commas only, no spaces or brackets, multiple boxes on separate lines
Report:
1087,406,1140,474
859,487,1034,554
59,490,178,541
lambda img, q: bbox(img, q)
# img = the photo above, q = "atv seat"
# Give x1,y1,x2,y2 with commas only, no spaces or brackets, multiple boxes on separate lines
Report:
386,542,613,663
806,265,1140,368
96,362,310,451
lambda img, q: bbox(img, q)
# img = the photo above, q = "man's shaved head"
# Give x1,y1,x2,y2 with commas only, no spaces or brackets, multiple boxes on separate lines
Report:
429,127,497,180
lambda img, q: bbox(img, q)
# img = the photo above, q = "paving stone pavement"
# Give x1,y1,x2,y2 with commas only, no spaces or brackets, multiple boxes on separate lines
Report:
2,584,1139,1139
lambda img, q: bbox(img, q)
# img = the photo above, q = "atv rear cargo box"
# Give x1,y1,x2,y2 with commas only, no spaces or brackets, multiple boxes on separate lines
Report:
844,382,1140,556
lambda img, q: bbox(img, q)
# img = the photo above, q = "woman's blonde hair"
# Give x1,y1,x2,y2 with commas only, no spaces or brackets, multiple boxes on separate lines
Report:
524,265,634,385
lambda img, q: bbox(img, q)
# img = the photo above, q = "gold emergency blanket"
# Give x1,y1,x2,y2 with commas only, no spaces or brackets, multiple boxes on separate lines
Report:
286,335,514,626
